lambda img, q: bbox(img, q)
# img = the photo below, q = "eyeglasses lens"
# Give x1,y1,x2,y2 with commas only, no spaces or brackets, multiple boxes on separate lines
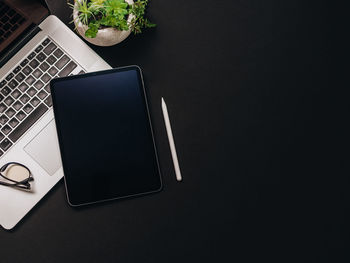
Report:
2,164,30,182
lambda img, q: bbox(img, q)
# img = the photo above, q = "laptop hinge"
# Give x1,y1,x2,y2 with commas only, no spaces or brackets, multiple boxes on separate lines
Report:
0,24,41,68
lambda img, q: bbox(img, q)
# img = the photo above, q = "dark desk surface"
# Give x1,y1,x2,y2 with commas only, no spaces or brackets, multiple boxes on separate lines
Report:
1,1,344,262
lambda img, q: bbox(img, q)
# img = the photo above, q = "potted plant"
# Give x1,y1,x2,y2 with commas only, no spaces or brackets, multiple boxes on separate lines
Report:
71,0,156,46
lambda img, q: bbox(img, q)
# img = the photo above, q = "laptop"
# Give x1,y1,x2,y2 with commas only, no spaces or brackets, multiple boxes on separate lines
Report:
0,0,111,230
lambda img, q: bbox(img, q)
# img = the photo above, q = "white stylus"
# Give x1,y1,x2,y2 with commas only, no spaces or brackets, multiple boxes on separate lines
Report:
161,97,182,182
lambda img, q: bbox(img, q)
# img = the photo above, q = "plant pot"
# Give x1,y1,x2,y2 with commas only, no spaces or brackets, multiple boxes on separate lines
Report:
73,0,134,46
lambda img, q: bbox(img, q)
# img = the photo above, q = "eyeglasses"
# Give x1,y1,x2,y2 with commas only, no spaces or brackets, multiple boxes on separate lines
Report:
0,162,33,190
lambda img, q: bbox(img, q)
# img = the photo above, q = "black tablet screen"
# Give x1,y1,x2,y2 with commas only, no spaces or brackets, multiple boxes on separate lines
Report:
51,66,162,205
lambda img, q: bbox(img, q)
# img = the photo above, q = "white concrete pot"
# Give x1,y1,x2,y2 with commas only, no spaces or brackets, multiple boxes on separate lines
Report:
73,0,134,46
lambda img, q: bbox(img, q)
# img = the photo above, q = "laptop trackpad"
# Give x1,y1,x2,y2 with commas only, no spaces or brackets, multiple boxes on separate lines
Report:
24,120,62,176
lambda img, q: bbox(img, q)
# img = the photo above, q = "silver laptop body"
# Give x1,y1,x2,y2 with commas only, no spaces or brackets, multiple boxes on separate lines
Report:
0,15,111,230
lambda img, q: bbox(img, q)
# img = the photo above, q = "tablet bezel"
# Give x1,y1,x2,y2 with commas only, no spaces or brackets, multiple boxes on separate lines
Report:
50,65,162,206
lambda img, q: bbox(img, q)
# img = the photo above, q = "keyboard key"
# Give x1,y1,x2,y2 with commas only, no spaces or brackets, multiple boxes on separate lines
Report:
9,118,19,128
36,52,47,62
22,66,32,75
34,80,44,90
4,97,14,106
25,75,35,85
0,138,12,151
53,48,63,58
1,125,12,135
11,23,19,31
18,83,29,92
16,111,26,121
8,79,18,89
0,80,6,88
29,59,39,69
13,101,23,110
43,42,57,55
35,45,43,53
0,15,8,24
41,73,51,83
27,87,37,97
0,133,4,142
13,66,21,74
58,61,77,77
30,97,40,107
3,23,10,31
0,94,3,101
0,103,7,113
33,69,43,78
23,104,33,114
27,52,36,60
39,62,50,72
0,5,8,16
0,115,8,125
55,55,70,69
5,73,14,81
20,94,30,104
48,67,58,76
15,72,25,82
6,73,14,81
9,103,48,143
4,32,11,39
5,108,15,118
1,86,11,96
5,8,15,17
42,38,50,46
44,95,52,107
0,150,3,157
37,90,48,99
11,89,21,99
20,59,29,67
46,55,57,65
44,84,50,93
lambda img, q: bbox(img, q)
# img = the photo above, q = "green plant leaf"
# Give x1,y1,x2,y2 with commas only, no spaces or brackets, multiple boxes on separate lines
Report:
144,18,156,28
90,0,106,5
89,0,106,15
99,15,117,27
75,0,93,25
85,21,99,38
129,0,156,34
104,0,128,19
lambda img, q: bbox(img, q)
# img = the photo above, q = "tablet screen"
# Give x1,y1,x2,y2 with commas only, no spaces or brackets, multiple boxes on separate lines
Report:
51,66,162,206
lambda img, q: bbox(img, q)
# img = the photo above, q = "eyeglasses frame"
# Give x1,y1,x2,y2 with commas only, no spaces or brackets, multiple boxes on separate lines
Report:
0,162,33,190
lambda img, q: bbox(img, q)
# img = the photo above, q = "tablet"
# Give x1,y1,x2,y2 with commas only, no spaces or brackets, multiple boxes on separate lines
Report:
50,66,162,206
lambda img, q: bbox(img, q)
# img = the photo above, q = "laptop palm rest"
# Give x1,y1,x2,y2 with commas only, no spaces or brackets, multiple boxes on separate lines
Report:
24,120,62,176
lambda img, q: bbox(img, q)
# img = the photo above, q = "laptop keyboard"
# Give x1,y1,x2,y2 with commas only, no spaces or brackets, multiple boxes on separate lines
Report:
0,37,85,156
0,1,26,44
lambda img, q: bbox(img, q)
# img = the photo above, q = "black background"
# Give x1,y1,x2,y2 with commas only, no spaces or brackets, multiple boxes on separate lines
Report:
1,0,347,262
